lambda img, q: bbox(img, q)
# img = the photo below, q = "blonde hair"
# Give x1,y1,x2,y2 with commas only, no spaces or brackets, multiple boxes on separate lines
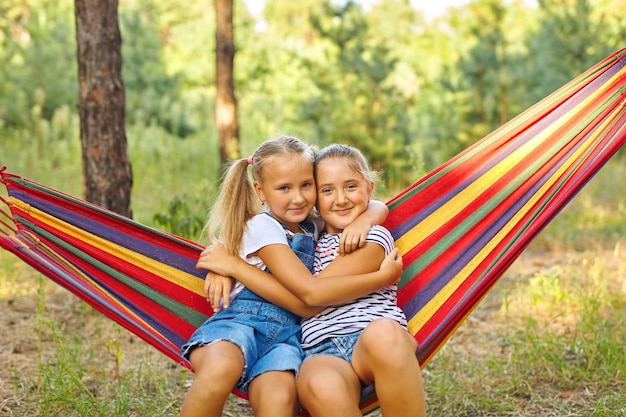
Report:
314,143,377,186
206,136,315,256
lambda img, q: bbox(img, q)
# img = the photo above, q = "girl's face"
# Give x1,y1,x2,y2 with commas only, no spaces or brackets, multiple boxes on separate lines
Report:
315,157,373,234
254,153,316,233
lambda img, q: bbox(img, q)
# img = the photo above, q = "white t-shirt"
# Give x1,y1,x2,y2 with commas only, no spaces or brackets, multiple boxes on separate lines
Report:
229,212,322,299
300,225,407,348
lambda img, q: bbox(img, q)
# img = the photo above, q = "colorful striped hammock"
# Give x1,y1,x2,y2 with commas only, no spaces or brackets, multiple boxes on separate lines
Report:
1,48,625,415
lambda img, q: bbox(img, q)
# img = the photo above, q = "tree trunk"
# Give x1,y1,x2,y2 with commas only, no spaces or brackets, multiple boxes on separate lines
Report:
215,0,240,163
75,0,132,217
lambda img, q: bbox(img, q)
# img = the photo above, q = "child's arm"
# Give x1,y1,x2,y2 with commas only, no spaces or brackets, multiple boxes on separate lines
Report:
197,242,401,308
203,273,234,312
202,269,324,317
259,242,400,307
339,200,388,255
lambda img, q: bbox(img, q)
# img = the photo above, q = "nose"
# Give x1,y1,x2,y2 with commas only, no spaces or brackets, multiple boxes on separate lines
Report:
292,190,305,204
336,189,348,205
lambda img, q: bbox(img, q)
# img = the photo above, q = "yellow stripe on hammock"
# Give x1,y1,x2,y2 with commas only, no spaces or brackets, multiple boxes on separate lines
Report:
407,102,623,334
9,197,205,297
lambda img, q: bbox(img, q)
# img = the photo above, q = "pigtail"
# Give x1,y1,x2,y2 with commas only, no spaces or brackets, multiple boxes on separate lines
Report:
203,135,314,255
205,159,261,256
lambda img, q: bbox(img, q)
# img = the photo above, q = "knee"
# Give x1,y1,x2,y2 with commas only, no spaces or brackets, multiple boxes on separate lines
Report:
250,373,298,415
190,343,244,382
256,383,298,409
298,367,349,405
360,319,415,361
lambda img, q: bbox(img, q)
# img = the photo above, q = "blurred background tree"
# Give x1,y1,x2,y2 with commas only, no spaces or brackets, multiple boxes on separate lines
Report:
75,0,132,217
0,0,624,234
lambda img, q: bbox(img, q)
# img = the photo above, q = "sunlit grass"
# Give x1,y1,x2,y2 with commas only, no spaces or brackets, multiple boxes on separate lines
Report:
423,244,625,416
1,124,624,415
0,117,220,234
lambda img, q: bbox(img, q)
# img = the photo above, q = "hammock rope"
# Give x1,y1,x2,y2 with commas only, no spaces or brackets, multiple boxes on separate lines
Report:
1,48,625,415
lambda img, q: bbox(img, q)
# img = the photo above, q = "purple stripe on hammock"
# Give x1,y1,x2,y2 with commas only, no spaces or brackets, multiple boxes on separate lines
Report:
10,189,205,279
400,121,598,319
407,119,626,344
10,232,190,349
398,64,620,302
390,60,623,240
418,127,626,354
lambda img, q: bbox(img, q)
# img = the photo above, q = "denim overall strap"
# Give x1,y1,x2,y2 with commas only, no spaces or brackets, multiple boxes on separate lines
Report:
262,212,316,273
236,215,316,308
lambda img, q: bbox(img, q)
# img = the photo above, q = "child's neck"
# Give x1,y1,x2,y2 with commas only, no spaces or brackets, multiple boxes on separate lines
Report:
286,223,304,234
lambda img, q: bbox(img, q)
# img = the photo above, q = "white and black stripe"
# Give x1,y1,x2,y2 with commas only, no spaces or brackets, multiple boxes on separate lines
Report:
301,226,407,349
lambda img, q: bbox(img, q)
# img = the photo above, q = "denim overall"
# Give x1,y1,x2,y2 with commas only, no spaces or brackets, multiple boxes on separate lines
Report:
235,214,315,315
181,218,315,392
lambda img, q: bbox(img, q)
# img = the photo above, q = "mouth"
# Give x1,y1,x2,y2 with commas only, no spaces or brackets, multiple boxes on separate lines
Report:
334,207,353,216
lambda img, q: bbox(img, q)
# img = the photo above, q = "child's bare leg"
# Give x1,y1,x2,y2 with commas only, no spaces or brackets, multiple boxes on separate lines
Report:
351,318,426,417
179,341,244,417
297,356,362,417
248,370,299,417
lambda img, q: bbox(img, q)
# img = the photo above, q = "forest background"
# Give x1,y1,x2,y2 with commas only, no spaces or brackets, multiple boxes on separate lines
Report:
1,0,625,233
0,0,625,416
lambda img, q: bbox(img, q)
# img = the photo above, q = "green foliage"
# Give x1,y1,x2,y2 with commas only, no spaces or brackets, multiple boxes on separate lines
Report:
286,1,419,189
525,0,622,104
126,122,221,229
0,119,221,233
0,0,77,128
152,194,208,241
121,7,188,135
1,0,625,217
532,153,626,251
0,109,83,197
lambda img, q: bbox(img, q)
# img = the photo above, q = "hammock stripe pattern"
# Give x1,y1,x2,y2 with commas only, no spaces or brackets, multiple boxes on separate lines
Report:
1,48,625,415
387,47,626,370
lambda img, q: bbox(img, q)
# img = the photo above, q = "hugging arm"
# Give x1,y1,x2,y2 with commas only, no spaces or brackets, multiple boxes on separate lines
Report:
202,269,324,317
258,242,400,307
339,200,389,255
197,242,401,311
203,273,235,312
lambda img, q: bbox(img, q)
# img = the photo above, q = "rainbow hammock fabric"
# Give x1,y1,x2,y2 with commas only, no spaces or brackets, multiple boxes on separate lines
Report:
1,48,625,415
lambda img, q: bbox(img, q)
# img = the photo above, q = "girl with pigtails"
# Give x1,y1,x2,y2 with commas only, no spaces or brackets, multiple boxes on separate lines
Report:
179,136,400,417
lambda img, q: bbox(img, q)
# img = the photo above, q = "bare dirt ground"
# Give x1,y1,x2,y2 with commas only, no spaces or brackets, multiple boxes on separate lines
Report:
0,245,624,416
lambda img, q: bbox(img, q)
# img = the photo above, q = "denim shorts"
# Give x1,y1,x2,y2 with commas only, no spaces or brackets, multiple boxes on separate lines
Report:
181,289,303,393
303,332,361,364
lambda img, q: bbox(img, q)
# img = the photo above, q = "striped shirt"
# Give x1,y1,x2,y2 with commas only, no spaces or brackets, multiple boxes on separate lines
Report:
300,225,407,349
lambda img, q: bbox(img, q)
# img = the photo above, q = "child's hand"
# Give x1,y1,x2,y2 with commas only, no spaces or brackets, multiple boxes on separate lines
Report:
338,219,370,255
196,243,238,276
379,248,403,285
338,199,388,255
203,271,234,312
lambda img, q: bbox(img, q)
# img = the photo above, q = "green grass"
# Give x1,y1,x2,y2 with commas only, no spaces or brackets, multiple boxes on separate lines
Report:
0,116,221,238
423,250,626,416
1,122,625,416
420,159,626,415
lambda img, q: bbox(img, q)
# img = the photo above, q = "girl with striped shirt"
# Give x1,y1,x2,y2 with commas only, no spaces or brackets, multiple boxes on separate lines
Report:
297,144,425,417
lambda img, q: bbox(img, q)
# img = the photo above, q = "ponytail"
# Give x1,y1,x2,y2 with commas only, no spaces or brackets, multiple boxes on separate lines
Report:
204,135,314,256
205,159,261,256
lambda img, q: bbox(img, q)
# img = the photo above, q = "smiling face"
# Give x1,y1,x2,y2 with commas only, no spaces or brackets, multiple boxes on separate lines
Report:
254,153,317,233
315,157,373,234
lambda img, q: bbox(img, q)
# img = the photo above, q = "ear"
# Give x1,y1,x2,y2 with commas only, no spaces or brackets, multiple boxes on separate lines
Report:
367,181,374,200
253,181,265,203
